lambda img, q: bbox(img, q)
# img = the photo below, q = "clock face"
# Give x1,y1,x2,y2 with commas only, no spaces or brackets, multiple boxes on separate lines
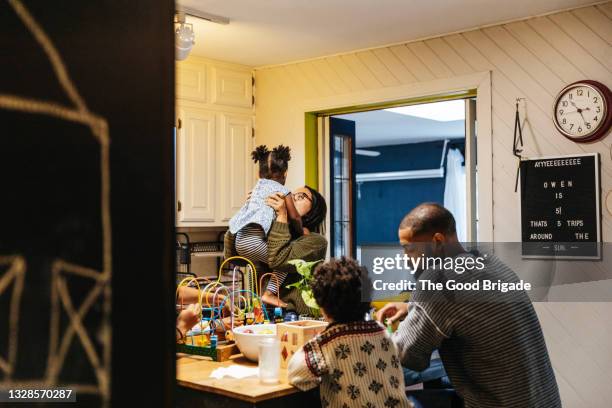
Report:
554,82,608,141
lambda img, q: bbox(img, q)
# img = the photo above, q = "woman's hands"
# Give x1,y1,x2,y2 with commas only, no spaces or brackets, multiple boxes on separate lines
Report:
266,192,288,223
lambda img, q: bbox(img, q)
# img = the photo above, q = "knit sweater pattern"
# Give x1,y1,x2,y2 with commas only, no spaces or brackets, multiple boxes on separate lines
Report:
288,320,412,408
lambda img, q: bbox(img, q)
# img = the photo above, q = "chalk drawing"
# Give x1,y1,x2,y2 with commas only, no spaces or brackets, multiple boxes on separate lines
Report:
0,0,112,402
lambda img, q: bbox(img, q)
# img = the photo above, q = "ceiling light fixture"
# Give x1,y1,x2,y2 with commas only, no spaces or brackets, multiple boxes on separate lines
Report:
174,7,230,61
175,12,195,61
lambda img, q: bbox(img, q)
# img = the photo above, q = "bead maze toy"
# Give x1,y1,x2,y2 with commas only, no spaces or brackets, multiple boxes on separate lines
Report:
176,256,277,361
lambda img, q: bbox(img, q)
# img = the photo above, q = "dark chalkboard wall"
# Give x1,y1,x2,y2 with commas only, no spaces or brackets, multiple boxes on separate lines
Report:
0,0,175,405
520,154,601,259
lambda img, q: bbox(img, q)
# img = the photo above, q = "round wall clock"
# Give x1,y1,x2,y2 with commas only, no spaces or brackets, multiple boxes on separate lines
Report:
553,80,612,143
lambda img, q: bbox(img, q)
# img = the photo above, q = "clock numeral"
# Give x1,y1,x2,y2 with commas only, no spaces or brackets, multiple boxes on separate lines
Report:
596,106,601,113
569,124,574,130
562,118,566,124
569,93,573,100
559,109,564,115
593,96,598,103
586,123,591,130
562,101,568,107
594,116,598,122
577,89,583,96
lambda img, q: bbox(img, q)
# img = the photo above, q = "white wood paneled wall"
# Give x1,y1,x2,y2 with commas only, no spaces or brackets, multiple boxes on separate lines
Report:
253,3,612,407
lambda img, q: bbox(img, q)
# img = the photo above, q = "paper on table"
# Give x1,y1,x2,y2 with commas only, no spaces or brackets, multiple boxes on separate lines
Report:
209,365,259,379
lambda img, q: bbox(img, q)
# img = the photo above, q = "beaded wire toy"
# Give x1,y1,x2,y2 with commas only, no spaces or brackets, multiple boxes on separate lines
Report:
176,256,276,350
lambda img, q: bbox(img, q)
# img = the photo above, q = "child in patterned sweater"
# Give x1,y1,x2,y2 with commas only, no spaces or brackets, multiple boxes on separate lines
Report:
288,257,413,408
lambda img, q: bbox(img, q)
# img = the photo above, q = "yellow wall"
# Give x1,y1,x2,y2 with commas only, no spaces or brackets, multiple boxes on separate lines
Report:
253,3,612,407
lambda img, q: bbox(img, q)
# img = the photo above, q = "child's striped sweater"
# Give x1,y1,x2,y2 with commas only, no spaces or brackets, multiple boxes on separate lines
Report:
288,320,413,408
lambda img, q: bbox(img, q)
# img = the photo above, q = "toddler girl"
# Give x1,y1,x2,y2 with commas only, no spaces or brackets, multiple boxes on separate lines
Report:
228,145,302,305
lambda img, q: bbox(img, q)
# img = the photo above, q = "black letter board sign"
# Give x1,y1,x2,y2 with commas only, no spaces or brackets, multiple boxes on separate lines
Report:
520,153,601,259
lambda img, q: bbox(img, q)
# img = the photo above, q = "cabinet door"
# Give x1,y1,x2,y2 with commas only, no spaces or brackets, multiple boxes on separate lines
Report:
211,67,252,108
176,62,207,103
221,114,253,222
176,107,216,222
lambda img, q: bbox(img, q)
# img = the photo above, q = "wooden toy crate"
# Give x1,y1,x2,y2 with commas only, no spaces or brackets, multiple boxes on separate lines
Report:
277,320,327,368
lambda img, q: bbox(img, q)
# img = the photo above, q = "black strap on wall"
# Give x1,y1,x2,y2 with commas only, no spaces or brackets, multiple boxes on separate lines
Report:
513,99,525,192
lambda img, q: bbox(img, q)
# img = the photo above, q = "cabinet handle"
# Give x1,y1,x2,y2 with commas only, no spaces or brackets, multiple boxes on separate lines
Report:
177,118,182,129
177,201,182,212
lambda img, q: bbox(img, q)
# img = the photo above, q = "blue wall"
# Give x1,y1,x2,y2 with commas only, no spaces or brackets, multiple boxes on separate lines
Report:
356,140,464,244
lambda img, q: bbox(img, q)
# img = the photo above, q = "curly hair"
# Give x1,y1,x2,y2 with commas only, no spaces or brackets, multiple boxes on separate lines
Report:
251,145,270,163
251,144,291,180
311,257,370,323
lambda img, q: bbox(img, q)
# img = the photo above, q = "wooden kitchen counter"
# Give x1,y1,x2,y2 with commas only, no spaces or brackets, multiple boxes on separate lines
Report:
176,353,320,407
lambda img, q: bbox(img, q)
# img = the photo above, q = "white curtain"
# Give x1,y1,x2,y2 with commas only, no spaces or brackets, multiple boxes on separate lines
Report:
444,148,467,242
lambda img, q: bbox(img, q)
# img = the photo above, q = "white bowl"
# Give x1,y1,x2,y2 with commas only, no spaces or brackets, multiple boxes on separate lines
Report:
232,324,277,362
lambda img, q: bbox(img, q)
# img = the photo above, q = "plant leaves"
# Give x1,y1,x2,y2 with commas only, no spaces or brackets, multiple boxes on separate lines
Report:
286,259,324,311
301,289,319,309
285,281,302,289
288,259,323,279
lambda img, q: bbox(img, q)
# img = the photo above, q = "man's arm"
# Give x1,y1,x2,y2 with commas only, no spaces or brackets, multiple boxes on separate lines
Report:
392,303,449,371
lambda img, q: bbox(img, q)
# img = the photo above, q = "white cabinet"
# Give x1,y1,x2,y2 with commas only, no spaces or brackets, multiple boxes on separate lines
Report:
211,67,252,108
175,57,254,227
176,59,252,108
176,62,207,103
176,109,253,226
221,114,253,222
176,107,216,223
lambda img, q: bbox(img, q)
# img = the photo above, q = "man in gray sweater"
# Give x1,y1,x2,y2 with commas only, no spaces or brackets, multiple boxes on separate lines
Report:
377,203,561,408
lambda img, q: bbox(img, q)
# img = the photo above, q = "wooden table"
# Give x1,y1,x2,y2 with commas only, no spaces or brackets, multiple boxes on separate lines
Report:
176,353,320,408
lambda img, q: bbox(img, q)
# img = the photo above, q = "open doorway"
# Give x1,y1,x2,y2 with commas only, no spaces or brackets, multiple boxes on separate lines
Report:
326,98,477,259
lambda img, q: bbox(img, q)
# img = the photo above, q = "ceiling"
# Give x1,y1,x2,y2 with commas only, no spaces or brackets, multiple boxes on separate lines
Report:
335,109,464,148
178,0,596,67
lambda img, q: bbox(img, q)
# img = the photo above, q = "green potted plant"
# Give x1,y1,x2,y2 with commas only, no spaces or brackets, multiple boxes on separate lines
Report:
285,259,323,318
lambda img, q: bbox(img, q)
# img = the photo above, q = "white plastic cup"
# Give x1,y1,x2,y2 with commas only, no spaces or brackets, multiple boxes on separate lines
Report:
258,337,280,384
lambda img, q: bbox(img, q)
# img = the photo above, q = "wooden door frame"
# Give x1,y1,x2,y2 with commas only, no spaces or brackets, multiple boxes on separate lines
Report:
328,118,357,258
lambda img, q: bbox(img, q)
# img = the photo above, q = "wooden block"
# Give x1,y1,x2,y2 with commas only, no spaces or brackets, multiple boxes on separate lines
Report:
277,320,327,368
215,343,239,362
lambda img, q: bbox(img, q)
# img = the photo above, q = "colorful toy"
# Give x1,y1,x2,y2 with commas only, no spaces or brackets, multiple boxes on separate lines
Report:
176,256,275,361
274,307,284,323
